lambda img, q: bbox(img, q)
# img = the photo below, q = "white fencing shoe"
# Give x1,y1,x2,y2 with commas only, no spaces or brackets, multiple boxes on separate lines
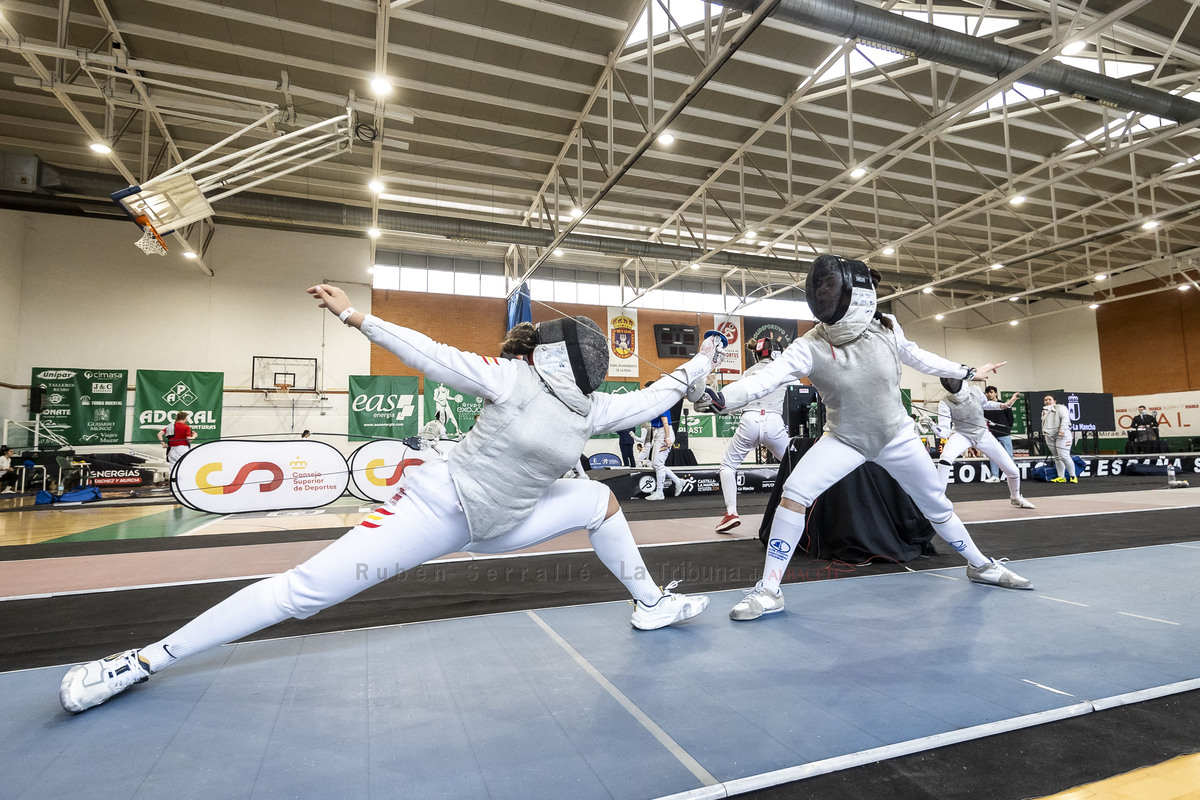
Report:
729,582,785,621
631,581,709,630
966,558,1032,590
671,477,686,496
644,491,665,501
1011,495,1036,509
60,650,151,713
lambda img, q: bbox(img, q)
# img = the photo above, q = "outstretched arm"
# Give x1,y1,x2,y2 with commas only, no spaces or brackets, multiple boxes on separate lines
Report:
717,339,814,412
888,314,1002,380
308,283,520,403
589,340,721,433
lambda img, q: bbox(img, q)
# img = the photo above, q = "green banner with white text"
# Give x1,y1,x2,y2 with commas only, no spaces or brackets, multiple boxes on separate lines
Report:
349,375,420,441
31,367,128,445
133,370,224,444
423,380,484,438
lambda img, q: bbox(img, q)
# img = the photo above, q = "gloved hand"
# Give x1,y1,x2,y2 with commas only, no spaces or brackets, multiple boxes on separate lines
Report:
693,387,727,414
698,330,727,369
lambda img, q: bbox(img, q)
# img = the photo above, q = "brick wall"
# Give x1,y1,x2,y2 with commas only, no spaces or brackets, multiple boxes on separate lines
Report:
1096,272,1200,395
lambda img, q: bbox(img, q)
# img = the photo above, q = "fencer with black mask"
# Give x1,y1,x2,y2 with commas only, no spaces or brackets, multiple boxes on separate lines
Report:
935,377,1035,508
59,286,726,713
697,255,1031,621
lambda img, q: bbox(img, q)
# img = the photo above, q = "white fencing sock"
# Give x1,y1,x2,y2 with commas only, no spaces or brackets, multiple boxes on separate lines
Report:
762,506,806,593
588,509,662,605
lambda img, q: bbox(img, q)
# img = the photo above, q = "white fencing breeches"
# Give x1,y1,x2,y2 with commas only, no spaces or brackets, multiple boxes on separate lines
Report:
719,411,789,514
1049,433,1076,478
938,431,1022,497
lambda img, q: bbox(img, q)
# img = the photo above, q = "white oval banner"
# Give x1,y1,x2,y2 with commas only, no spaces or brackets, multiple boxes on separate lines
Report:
172,440,349,513
347,439,443,502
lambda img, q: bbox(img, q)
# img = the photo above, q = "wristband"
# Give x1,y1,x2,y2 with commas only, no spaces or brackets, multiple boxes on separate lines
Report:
338,307,357,324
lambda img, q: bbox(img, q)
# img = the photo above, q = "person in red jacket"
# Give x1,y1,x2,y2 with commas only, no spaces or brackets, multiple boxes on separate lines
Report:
157,411,196,464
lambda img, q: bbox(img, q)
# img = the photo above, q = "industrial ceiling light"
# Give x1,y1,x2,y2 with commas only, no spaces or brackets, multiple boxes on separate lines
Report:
1142,219,1160,230
1009,195,1027,206
1009,295,1020,302
882,247,895,256
553,248,564,257
368,180,384,193
1180,284,1191,291
367,228,381,238
570,207,583,218
657,131,675,145
1061,40,1086,55
1088,303,1100,309
1009,320,1020,326
990,262,1003,270
744,230,757,239
89,141,112,154
922,287,933,294
849,166,867,179
1094,273,1107,281
182,251,197,259
935,314,945,320
369,76,393,96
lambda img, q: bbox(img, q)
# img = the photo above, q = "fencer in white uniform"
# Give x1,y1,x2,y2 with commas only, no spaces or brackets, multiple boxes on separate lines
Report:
697,255,1032,621
1041,395,1077,483
59,286,724,713
935,379,1035,509
715,337,792,532
644,396,684,501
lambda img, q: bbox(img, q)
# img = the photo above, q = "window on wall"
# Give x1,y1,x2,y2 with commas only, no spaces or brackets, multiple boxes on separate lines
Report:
372,254,816,319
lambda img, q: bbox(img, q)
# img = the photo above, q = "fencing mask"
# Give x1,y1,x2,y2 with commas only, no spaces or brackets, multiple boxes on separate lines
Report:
534,316,609,394
940,377,964,395
752,335,784,364
805,254,876,344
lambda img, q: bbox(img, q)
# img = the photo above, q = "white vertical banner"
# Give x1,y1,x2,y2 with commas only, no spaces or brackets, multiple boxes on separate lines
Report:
713,314,743,379
606,306,639,378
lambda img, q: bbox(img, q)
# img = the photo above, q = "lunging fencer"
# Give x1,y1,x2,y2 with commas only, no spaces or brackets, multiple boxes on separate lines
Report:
715,337,793,532
59,285,724,713
1041,395,1077,483
697,255,1032,622
935,378,1036,508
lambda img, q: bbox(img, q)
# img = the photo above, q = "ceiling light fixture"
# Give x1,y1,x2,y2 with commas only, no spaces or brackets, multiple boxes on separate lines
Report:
182,251,197,259
922,287,933,294
690,264,699,270
657,131,675,146
882,247,895,256
744,230,757,239
1180,284,1191,291
553,248,564,257
1142,220,1160,230
935,314,945,321
1009,295,1020,302
849,166,867,179
368,180,384,193
1010,195,1027,206
570,207,583,218
1088,303,1100,309
990,262,1003,270
367,228,381,238
89,142,112,154
1009,320,1020,326
1094,273,1107,281
1061,40,1086,55
369,76,393,96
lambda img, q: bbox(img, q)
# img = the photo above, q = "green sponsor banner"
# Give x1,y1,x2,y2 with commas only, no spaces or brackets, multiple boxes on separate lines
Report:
682,412,715,438
592,380,640,439
715,413,740,438
423,380,484,438
1006,391,1028,436
902,388,912,415
132,370,223,444
31,367,128,445
349,375,420,441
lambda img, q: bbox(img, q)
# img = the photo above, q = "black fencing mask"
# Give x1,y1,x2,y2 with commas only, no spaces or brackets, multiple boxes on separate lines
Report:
941,377,964,395
535,316,608,394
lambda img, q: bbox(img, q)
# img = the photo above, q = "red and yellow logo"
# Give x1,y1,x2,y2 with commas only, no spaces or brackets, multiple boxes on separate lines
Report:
196,462,285,495
611,315,635,359
364,457,426,487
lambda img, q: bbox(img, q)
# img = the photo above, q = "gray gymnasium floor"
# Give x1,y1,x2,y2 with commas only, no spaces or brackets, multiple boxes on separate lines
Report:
5,541,1200,800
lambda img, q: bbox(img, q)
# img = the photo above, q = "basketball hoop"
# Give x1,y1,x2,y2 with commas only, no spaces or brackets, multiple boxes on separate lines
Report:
274,382,293,395
133,216,169,256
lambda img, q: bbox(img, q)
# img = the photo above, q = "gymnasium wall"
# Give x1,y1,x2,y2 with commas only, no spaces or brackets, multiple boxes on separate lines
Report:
1095,274,1200,396
0,209,372,454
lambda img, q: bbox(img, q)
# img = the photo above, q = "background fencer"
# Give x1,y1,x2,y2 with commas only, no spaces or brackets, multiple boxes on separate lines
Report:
715,336,793,533
936,378,1036,508
697,255,1033,622
59,286,724,713
643,385,684,501
1041,395,1078,483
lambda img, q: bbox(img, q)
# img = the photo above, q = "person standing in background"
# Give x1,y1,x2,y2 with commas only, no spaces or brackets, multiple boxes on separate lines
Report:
1041,395,1076,483
158,411,196,465
982,386,1016,483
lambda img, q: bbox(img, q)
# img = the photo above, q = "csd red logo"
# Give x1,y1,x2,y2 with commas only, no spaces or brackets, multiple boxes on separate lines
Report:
197,462,285,495
365,457,425,487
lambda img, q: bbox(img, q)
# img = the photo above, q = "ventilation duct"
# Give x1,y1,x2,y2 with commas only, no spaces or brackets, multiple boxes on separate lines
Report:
721,0,1200,123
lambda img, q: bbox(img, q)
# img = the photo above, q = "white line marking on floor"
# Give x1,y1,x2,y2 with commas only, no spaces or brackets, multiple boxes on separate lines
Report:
1021,679,1076,697
966,504,1200,525
526,610,718,787
1037,595,1090,607
1118,611,1180,626
179,514,232,536
921,572,961,581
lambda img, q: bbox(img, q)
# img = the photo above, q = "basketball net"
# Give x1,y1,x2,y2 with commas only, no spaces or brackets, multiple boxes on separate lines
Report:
134,216,169,256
